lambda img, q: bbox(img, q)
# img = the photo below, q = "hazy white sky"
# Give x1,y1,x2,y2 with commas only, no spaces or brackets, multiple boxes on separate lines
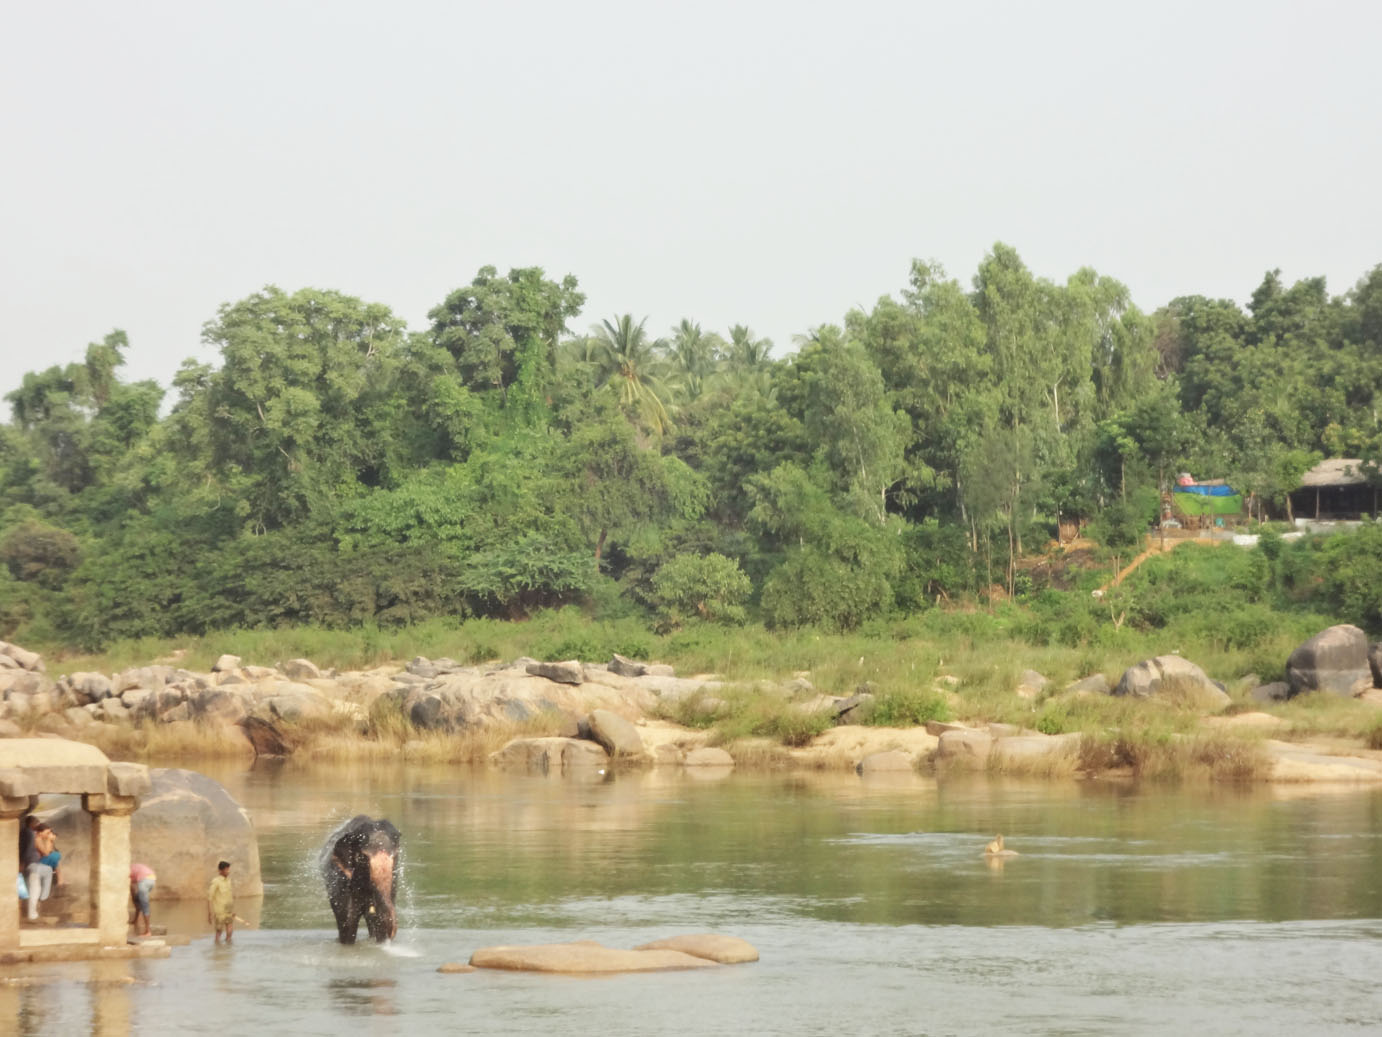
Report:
3,0,1380,402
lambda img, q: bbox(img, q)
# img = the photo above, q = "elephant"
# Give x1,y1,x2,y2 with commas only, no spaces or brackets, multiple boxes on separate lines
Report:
320,815,401,944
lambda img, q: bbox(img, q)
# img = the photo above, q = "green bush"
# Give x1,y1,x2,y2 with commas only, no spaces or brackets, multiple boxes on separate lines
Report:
866,688,950,727
649,552,751,627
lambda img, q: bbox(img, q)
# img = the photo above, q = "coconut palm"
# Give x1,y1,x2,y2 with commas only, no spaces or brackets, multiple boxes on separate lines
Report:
589,314,674,436
666,319,724,402
726,324,773,370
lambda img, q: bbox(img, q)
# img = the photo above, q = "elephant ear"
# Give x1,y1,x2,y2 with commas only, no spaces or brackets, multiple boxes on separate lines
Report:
333,816,373,861
377,820,402,848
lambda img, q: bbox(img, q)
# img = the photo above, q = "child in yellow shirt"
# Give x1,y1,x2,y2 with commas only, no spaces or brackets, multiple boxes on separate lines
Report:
207,861,235,943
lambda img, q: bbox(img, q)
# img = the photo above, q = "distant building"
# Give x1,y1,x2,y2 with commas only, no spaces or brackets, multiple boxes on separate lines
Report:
1288,459,1379,520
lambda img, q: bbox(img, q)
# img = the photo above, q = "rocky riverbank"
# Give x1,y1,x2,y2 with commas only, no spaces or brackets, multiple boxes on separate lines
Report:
2,625,1381,783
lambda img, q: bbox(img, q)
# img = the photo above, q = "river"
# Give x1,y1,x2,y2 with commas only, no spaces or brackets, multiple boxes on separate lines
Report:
9,763,1382,1035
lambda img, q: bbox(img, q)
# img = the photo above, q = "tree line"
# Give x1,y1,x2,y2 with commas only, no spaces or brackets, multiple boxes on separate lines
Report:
2,246,1379,647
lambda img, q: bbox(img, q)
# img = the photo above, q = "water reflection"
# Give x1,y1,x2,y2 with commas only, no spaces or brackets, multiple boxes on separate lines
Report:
325,976,398,1016
7,763,1382,1034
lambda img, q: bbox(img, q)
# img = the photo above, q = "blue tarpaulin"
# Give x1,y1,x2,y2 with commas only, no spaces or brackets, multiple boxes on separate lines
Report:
1174,484,1236,497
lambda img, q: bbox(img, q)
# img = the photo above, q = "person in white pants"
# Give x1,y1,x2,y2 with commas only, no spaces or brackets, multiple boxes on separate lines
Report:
25,861,53,919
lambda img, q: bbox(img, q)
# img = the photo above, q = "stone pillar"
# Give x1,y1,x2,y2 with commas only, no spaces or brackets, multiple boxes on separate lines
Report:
0,815,19,950
86,805,132,946
83,796,138,951
84,765,150,946
0,770,36,951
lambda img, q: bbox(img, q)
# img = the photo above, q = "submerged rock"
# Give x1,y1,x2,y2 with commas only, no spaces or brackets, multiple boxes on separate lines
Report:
470,940,726,974
633,933,759,963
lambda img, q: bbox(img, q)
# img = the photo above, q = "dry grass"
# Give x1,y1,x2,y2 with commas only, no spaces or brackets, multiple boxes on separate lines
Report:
984,744,1083,779
1076,729,1270,781
709,736,797,770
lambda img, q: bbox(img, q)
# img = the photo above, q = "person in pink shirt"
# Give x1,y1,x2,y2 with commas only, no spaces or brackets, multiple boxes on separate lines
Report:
129,862,156,936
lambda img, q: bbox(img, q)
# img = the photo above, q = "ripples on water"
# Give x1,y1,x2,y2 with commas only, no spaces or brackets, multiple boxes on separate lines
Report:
8,768,1382,1035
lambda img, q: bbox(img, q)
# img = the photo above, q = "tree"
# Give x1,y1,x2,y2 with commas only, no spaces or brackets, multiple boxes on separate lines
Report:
428,265,585,413
586,314,675,436
787,328,907,524
665,319,723,402
193,286,408,531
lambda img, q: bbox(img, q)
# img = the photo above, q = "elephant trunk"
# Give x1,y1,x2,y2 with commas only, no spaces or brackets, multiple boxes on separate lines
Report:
368,849,397,940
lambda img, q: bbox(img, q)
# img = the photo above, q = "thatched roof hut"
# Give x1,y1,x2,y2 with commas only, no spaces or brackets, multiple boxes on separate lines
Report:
1289,459,1378,519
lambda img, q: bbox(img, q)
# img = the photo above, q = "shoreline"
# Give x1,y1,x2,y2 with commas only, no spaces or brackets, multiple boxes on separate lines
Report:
4,647,1382,785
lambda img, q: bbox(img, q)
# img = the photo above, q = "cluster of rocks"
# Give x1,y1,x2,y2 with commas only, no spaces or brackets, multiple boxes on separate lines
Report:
1030,624,1382,710
0,643,731,770
2,622,1379,778
0,649,370,745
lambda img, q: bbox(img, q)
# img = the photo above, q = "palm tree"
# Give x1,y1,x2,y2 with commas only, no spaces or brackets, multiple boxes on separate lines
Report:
727,324,774,368
666,319,724,402
589,314,674,436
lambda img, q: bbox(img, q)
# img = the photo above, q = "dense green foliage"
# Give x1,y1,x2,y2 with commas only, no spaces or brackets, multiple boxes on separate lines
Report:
3,249,1380,651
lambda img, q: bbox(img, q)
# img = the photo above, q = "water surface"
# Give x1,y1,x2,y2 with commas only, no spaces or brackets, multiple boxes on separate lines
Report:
9,764,1382,1035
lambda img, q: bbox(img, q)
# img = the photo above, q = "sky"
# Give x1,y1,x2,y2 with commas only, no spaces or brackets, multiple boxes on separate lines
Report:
3,0,1381,403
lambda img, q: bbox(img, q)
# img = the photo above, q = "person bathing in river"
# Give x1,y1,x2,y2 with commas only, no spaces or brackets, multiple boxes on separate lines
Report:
20,816,53,920
208,860,235,943
130,861,156,936
34,823,61,887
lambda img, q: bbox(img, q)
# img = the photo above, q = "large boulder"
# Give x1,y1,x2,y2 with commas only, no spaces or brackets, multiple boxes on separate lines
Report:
1016,670,1049,700
1286,625,1373,698
0,641,44,671
279,658,323,681
525,659,585,685
935,728,992,764
632,933,759,963
46,767,261,902
1250,682,1291,704
1114,656,1231,711
857,749,915,774
62,671,113,704
490,737,607,773
1066,673,1110,696
470,940,721,973
587,709,645,758
112,665,176,693
608,654,649,678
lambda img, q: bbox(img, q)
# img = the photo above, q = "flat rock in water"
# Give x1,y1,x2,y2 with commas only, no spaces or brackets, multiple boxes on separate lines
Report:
633,933,759,963
437,962,476,974
469,940,720,973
